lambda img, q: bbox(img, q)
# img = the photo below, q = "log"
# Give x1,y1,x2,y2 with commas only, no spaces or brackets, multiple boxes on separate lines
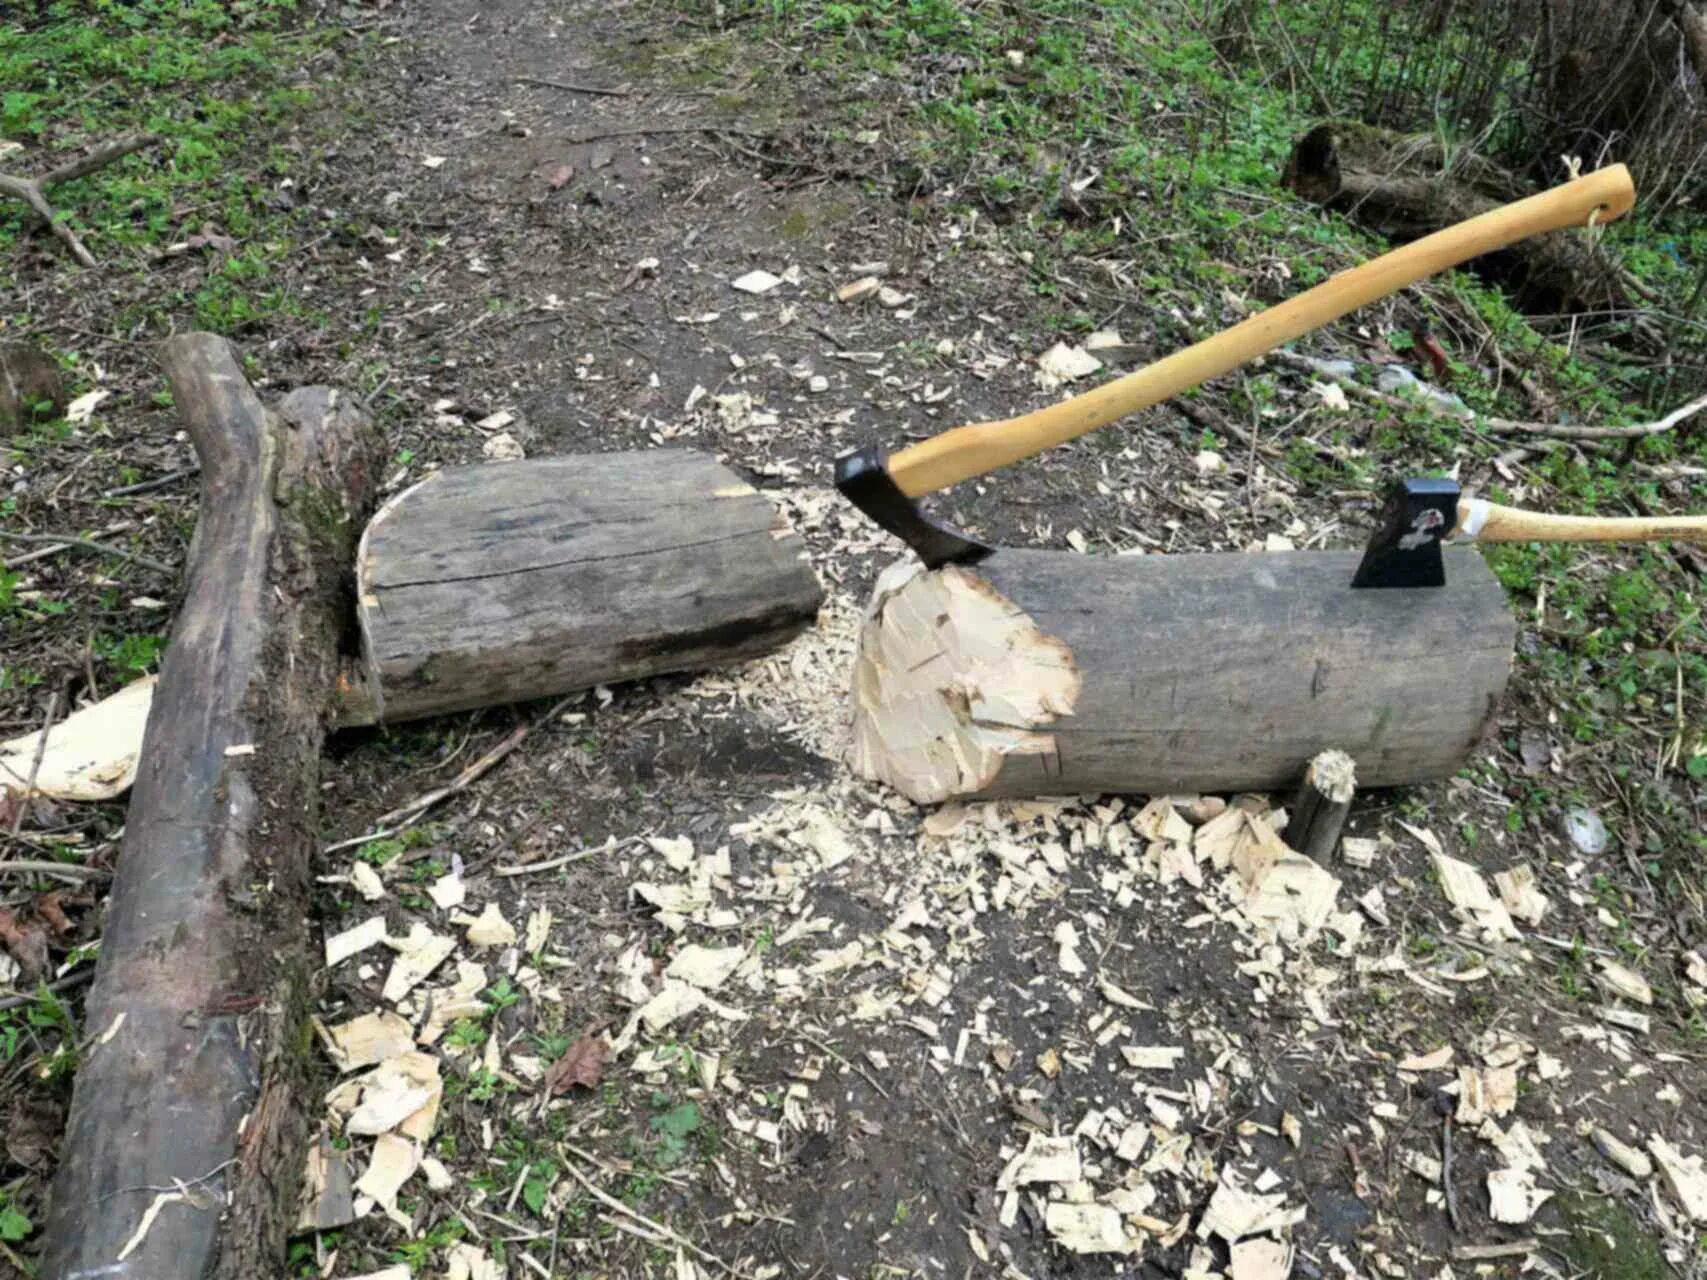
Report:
41,337,381,1279
1288,748,1358,860
1281,121,1638,316
850,548,1514,804
350,451,823,725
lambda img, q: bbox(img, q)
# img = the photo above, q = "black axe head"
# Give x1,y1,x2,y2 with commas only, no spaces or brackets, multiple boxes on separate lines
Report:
1351,477,1463,588
834,445,995,569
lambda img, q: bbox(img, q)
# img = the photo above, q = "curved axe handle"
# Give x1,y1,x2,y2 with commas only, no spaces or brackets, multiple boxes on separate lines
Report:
1459,499,1707,544
886,163,1636,498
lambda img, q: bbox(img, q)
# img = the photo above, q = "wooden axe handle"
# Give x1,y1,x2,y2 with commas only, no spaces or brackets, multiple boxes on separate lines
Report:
887,164,1636,498
1459,499,1707,544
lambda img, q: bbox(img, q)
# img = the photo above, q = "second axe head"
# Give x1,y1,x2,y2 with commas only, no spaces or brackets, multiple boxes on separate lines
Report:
832,164,1635,565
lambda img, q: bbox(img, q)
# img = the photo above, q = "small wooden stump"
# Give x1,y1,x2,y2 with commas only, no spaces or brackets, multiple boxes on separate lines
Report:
850,548,1514,803
41,337,382,1280
0,342,65,431
350,451,822,725
1288,748,1358,860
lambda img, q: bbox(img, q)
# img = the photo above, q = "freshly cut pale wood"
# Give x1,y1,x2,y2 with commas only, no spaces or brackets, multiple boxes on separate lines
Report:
353,451,822,724
1288,748,1357,860
851,547,1514,803
42,337,382,1279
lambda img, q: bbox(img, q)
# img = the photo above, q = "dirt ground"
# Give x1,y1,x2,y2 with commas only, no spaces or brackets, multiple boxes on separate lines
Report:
4,0,1707,1277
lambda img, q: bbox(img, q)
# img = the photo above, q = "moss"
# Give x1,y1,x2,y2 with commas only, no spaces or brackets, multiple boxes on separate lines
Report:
1556,1192,1671,1280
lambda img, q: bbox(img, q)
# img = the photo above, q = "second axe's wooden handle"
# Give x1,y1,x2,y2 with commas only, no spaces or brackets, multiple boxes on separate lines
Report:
1458,499,1707,544
888,164,1636,497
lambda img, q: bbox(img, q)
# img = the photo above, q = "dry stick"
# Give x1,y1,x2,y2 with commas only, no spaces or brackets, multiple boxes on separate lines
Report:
9,691,59,837
1273,349,1707,441
514,76,631,96
563,124,769,145
0,860,110,883
495,835,646,878
104,466,199,498
0,967,95,1014
0,133,159,267
559,1153,753,1280
0,529,174,575
1441,1115,1463,1232
1451,1240,1539,1261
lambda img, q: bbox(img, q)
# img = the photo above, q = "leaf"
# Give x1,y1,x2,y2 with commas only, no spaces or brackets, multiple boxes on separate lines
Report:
542,1035,609,1096
0,1203,31,1243
522,1175,549,1217
0,907,48,980
652,1102,701,1139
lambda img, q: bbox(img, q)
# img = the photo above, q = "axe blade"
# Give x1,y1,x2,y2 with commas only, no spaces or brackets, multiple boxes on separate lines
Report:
834,445,995,568
1350,477,1463,589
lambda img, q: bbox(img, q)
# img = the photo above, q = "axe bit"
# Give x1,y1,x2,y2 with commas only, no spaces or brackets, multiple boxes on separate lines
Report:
832,164,1636,567
1352,476,1707,588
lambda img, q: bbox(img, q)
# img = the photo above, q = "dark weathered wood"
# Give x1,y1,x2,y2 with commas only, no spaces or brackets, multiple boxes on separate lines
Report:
1288,748,1358,860
852,547,1514,802
0,342,65,431
41,338,381,1280
353,451,823,724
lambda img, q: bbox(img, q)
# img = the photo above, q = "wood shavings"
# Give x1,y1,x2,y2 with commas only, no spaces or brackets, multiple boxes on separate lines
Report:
350,861,386,901
1133,797,1193,844
1122,1045,1185,1071
1649,1136,1707,1221
354,1132,421,1230
116,1192,185,1262
1593,1128,1653,1178
1099,978,1148,1010
1481,1118,1547,1173
805,940,864,976
1398,1045,1454,1073
664,944,745,991
1596,959,1654,1005
997,1134,1081,1188
1493,864,1549,926
462,902,518,948
346,1051,443,1140
447,1243,504,1280
1487,1166,1552,1223
1454,1066,1518,1124
417,961,487,1045
327,916,387,967
1055,921,1086,975
525,906,552,953
647,835,696,872
381,923,455,1002
1045,1201,1137,1254
1036,341,1102,387
1339,837,1380,869
427,866,466,909
1230,1238,1294,1280
1432,853,1521,942
318,1010,415,1072
1197,1170,1305,1242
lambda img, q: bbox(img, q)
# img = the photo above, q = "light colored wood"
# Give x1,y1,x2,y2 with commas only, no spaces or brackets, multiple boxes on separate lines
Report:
888,165,1635,497
851,548,1514,803
1461,499,1707,544
355,451,823,724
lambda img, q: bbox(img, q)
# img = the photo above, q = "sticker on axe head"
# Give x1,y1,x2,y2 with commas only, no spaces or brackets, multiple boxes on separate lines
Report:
1397,507,1447,551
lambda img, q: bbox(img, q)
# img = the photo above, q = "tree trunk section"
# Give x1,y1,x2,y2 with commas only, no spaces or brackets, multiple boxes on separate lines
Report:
350,451,822,725
41,336,381,1280
1281,120,1636,315
1287,748,1358,860
850,548,1514,804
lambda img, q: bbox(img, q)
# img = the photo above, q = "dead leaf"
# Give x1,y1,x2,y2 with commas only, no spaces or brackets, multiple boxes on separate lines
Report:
0,908,48,979
32,891,86,938
543,1035,610,1096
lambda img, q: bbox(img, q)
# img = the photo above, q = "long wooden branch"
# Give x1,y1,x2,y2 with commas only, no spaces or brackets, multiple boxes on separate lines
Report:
40,336,381,1280
0,133,159,267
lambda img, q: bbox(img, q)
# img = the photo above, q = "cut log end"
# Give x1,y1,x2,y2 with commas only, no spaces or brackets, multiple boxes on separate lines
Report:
849,559,1082,805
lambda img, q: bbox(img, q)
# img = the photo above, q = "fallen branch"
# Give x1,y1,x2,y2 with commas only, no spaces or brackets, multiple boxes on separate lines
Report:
0,967,96,1014
514,76,631,96
495,834,646,878
0,860,110,883
0,133,159,267
0,528,174,575
1273,349,1707,441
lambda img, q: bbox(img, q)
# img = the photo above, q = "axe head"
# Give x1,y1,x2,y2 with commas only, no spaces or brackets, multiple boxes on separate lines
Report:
1351,477,1462,589
834,445,995,569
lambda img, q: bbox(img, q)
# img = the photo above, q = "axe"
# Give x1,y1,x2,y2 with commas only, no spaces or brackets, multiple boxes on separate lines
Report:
1352,477,1707,588
835,163,1636,565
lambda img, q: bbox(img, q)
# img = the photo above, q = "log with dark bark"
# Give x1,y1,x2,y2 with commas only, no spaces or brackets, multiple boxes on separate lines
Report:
1281,121,1640,315
348,451,823,725
41,336,381,1279
850,548,1514,804
1288,748,1358,861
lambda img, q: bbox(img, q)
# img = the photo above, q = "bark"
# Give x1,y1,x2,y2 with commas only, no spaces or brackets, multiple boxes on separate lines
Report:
40,336,381,1280
851,548,1514,804
350,451,823,725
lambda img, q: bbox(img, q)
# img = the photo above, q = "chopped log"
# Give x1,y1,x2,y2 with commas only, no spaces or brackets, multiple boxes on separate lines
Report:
351,451,823,725
1288,749,1358,860
0,342,65,431
41,337,381,1279
850,548,1514,804
1281,121,1638,315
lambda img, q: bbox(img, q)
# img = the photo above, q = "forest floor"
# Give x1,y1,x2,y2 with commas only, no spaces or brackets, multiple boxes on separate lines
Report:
2,0,1707,1278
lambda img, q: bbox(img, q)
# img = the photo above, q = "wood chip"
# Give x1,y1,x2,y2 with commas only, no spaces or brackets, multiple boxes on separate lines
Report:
354,1132,421,1230
1121,1045,1185,1071
1230,1238,1294,1280
0,675,154,801
1397,1045,1454,1073
447,1243,503,1280
1045,1202,1135,1254
381,923,455,1002
427,868,467,910
320,1011,416,1072
1649,1135,1707,1221
347,1051,443,1141
350,861,386,902
732,269,783,295
462,902,518,948
1055,921,1086,975
1593,1128,1652,1179
1433,853,1521,941
1487,1167,1552,1223
836,275,881,303
1036,341,1102,385
664,944,745,991
326,916,388,967
1493,864,1549,926
1455,1065,1518,1124
1596,959,1654,1005
294,1133,356,1232
997,1134,1081,1189
1197,1171,1306,1242
1339,837,1379,869
418,961,488,1045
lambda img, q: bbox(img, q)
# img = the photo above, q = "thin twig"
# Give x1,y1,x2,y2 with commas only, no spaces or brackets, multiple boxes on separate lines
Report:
10,691,59,836
514,76,632,96
0,967,95,1014
103,466,199,498
797,1029,891,1099
40,133,161,186
1441,1115,1462,1232
564,124,770,145
495,835,646,877
0,529,174,575
1451,1240,1538,1261
559,1151,754,1280
0,860,110,883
